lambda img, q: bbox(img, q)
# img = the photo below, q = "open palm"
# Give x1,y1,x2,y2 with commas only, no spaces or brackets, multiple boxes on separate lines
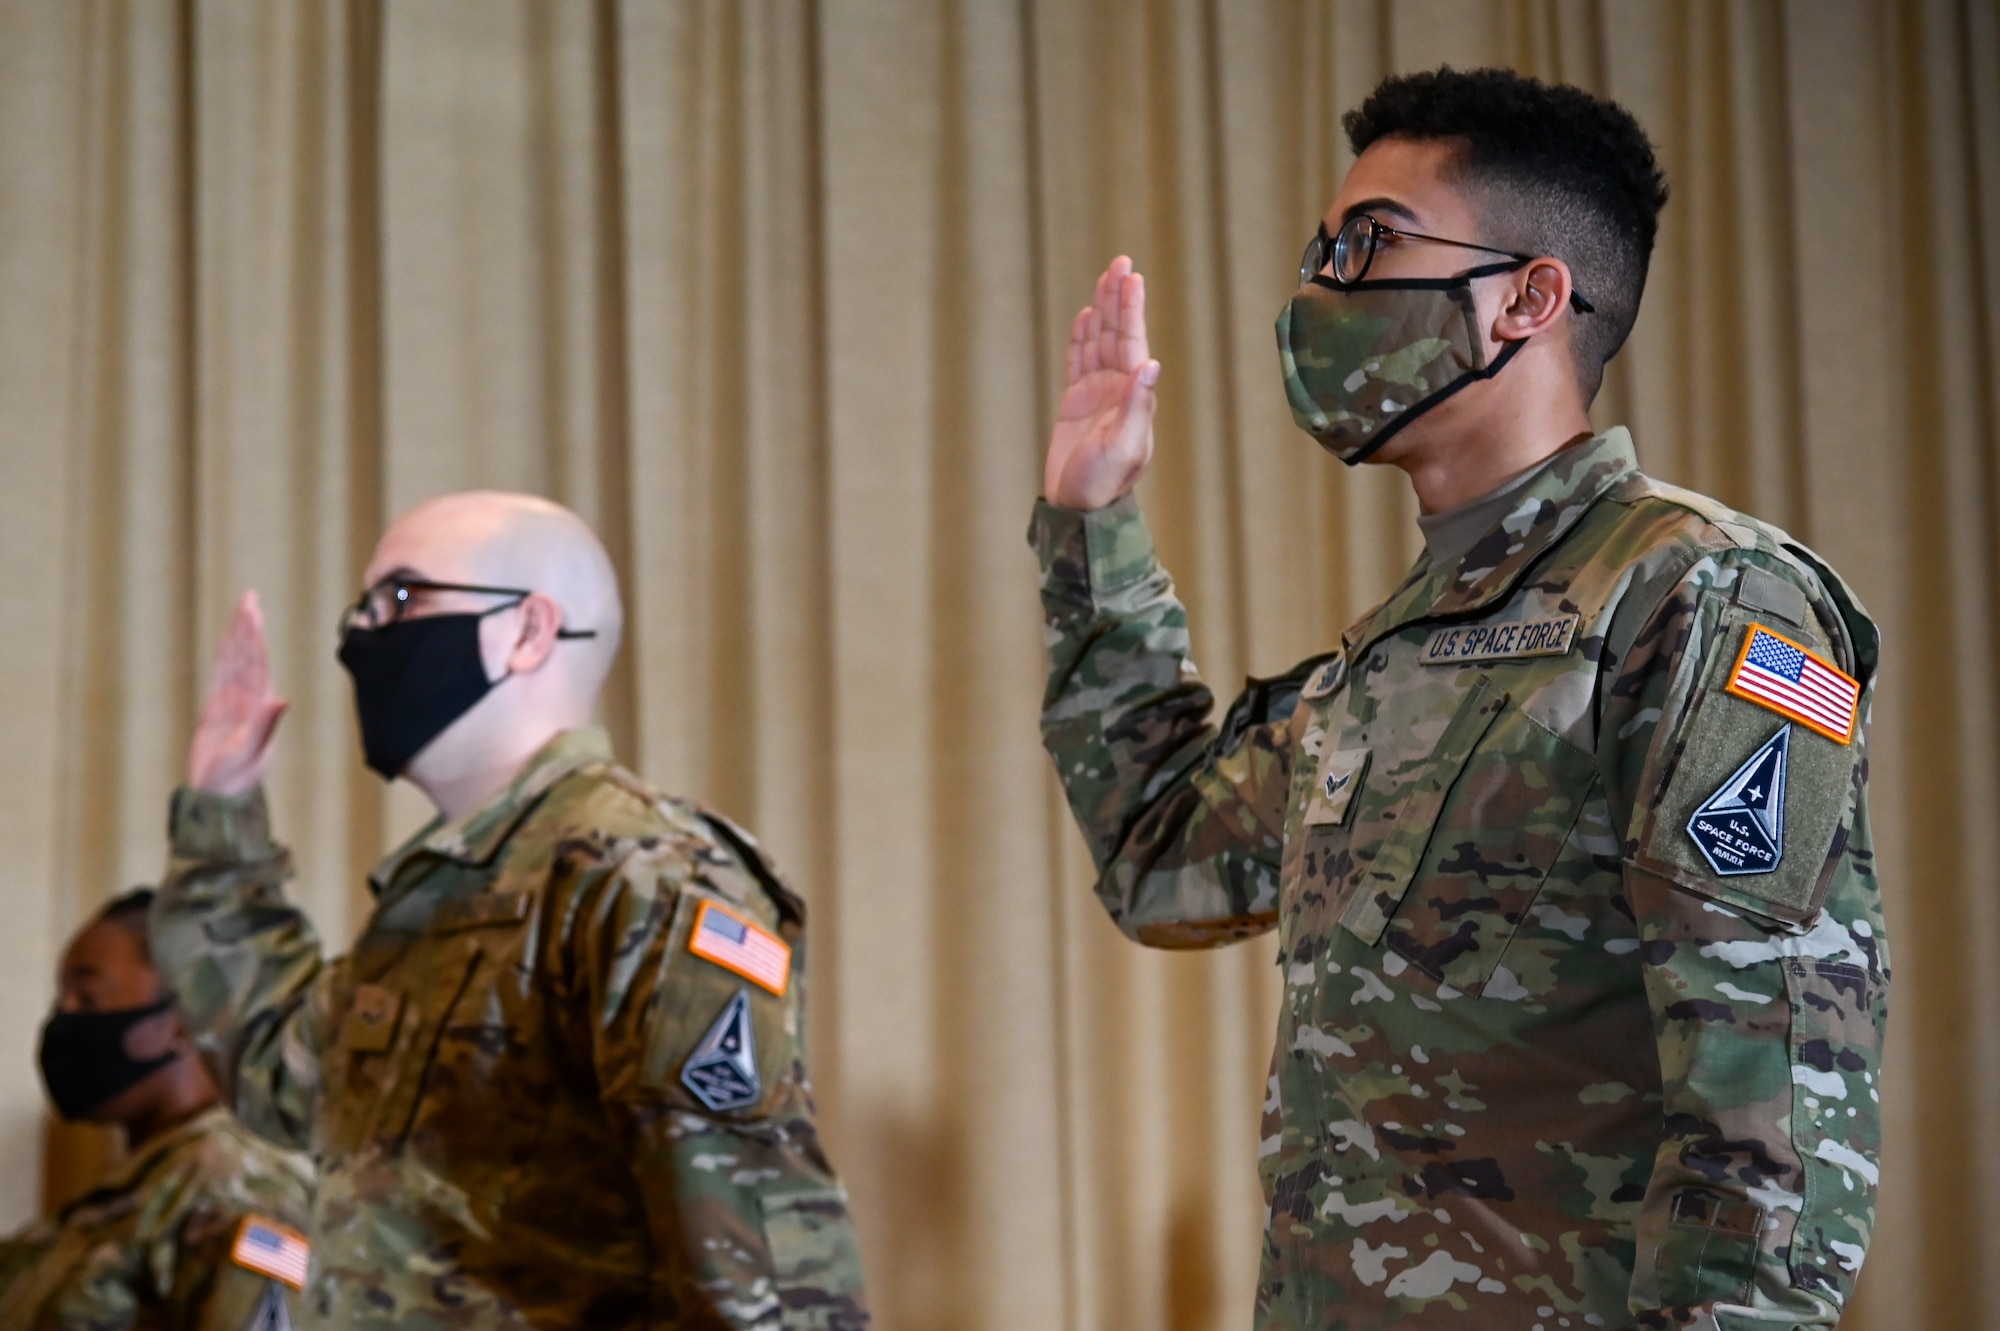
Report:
1044,256,1161,510
187,590,288,796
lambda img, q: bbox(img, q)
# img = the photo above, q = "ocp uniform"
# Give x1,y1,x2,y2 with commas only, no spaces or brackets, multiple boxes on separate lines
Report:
1032,429,1889,1329
151,728,869,1331
0,1106,313,1331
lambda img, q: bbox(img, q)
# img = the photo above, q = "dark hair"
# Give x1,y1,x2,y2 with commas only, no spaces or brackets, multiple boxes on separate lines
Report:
97,887,156,960
1344,67,1670,401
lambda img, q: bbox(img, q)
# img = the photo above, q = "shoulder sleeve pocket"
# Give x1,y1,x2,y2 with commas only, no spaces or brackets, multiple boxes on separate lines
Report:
1630,610,1864,926
640,890,795,1118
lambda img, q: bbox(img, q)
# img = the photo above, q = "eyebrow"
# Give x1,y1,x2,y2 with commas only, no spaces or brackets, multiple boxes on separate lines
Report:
1339,196,1423,227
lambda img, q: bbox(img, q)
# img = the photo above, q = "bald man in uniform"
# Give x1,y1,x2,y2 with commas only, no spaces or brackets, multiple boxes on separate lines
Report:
149,492,869,1330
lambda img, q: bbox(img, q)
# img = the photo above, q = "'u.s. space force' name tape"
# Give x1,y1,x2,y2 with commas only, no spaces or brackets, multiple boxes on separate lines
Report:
1419,613,1580,666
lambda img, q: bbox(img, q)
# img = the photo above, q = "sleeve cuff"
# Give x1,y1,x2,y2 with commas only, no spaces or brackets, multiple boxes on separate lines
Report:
169,785,277,863
1028,493,1161,606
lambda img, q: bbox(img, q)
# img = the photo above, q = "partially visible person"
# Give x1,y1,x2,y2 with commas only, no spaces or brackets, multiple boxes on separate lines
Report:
0,889,315,1331
153,491,867,1329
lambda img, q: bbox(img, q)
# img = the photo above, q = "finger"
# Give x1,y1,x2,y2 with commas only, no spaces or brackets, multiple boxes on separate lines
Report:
216,597,266,706
240,591,271,698
1066,306,1091,383
1079,307,1104,376
251,699,289,758
1113,361,1161,473
1117,271,1149,371
1095,256,1131,370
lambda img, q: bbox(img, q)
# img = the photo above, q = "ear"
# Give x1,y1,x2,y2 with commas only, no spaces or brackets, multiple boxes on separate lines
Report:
502,593,565,676
1491,257,1575,344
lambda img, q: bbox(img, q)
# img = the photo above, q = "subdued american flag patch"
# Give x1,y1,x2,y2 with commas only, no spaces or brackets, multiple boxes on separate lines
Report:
688,900,791,996
1725,624,1860,745
230,1216,311,1290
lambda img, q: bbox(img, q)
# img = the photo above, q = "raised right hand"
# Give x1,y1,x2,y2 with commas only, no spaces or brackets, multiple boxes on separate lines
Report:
187,590,288,797
1043,256,1161,511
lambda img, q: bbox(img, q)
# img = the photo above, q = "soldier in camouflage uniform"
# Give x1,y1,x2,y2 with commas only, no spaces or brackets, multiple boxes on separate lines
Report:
150,492,868,1329
1032,70,1886,1329
2,890,314,1330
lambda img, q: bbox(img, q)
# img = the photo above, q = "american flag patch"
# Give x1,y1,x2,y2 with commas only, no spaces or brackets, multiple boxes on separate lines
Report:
230,1216,310,1290
688,900,791,996
1725,624,1860,745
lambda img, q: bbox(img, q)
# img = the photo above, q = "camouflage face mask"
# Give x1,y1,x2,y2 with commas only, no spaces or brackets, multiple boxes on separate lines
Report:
1274,269,1524,465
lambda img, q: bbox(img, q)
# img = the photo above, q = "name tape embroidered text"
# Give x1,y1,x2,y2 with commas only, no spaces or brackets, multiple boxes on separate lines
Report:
1419,614,1580,666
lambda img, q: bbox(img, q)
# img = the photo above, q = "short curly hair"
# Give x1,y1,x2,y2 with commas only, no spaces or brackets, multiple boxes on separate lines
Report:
97,886,157,961
1344,67,1669,402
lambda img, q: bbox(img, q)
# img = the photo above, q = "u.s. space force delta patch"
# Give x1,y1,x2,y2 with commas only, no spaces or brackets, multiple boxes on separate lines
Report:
1686,725,1790,876
681,988,762,1112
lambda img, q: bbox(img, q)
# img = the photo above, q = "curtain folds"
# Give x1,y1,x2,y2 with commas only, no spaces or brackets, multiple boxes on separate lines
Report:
0,3,1993,1328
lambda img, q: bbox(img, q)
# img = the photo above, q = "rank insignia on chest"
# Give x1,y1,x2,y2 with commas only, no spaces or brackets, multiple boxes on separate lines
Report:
1418,613,1580,665
1725,624,1860,744
1686,724,1790,876
681,988,762,1112
688,899,792,995
1304,747,1370,827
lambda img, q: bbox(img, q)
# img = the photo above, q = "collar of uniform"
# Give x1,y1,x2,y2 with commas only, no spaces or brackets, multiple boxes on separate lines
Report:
367,726,614,894
1341,428,1637,658
62,1104,233,1220
1426,427,1637,615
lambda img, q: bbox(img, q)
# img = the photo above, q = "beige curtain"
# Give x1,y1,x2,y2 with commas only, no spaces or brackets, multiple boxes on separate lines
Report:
1,2,1994,1327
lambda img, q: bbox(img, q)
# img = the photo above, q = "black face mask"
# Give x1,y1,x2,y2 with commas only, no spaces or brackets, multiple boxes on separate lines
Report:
39,998,180,1121
338,613,503,779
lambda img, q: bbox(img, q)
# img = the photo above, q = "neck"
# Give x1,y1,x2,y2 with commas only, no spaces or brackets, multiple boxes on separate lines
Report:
121,1068,217,1152
410,720,571,823
1388,360,1595,513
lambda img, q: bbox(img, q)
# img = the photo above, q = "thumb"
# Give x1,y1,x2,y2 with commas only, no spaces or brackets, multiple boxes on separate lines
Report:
1118,359,1160,438
251,699,289,756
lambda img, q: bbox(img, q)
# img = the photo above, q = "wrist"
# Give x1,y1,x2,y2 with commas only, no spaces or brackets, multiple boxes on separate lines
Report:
170,785,277,863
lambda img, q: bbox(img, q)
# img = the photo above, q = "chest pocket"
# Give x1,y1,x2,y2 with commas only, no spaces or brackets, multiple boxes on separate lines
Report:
1337,677,1597,995
327,891,545,1198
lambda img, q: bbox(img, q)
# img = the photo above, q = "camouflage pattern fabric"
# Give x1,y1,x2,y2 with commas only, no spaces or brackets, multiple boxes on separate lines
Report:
1275,276,1498,460
0,1106,314,1330
150,728,869,1331
1031,428,1888,1330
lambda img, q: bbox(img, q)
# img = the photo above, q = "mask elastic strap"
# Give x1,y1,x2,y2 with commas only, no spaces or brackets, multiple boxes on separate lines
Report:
1336,335,1529,468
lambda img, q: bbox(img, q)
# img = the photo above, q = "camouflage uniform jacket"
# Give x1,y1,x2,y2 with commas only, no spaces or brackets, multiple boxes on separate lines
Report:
1032,430,1888,1331
0,1106,314,1330
150,727,868,1331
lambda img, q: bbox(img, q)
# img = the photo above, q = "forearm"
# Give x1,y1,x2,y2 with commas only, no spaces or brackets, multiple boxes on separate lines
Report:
1032,496,1287,944
153,786,327,1148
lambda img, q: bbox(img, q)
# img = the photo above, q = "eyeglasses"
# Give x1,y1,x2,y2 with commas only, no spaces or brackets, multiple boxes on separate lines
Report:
338,576,598,640
1301,214,1595,314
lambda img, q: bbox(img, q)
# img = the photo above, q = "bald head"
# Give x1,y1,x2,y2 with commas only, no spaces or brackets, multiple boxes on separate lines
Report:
366,491,624,698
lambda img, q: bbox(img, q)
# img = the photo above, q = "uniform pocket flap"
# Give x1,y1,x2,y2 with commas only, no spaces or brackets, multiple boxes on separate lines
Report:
1338,678,1507,946
428,891,534,934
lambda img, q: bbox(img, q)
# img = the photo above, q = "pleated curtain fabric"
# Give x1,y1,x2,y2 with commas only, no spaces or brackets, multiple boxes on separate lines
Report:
1,2,1995,1329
